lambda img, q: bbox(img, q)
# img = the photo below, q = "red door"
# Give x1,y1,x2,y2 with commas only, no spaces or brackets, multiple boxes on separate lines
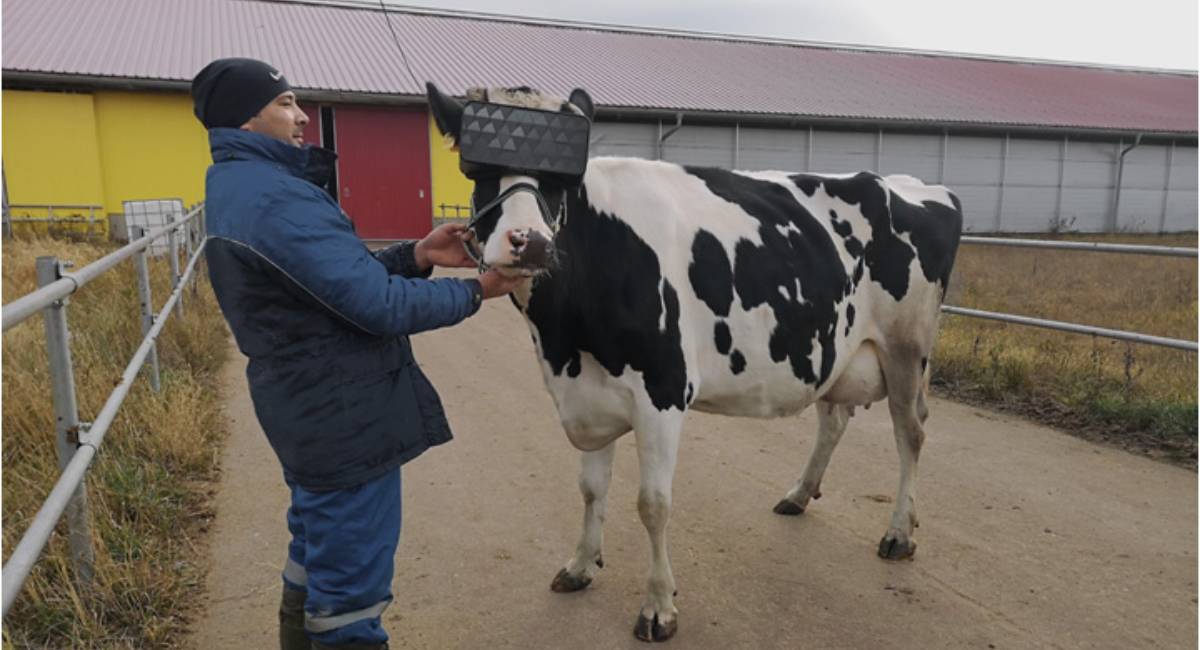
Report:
333,106,431,240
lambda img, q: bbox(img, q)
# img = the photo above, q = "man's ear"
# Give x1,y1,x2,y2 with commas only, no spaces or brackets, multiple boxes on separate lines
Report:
426,82,464,146
568,88,595,121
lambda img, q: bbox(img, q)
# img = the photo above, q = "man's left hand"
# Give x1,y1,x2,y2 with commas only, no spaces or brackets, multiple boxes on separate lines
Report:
414,223,477,270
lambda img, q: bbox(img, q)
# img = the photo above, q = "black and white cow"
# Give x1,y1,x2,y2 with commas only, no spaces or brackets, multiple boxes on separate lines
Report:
428,83,963,642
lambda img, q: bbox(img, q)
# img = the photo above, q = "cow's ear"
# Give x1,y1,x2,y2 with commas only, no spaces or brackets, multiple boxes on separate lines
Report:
568,88,595,121
426,82,464,145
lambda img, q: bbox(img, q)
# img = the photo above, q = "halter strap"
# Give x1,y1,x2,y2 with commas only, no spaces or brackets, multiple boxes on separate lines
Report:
463,182,567,272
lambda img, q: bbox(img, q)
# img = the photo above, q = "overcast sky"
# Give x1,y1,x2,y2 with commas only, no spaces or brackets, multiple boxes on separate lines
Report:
383,0,1198,71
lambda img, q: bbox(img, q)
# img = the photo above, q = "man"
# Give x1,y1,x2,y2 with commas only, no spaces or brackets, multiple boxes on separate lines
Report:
192,58,522,650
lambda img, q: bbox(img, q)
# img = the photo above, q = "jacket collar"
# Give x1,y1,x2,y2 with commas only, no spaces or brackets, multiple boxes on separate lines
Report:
209,128,337,188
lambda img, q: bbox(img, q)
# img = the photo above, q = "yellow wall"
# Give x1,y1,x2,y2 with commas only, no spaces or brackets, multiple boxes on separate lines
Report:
2,89,209,238
93,91,209,217
2,90,107,235
428,114,473,219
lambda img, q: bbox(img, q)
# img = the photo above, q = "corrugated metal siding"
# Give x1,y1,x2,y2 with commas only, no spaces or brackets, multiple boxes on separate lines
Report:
810,131,878,175
1061,140,1118,231
3,0,1196,134
587,119,1195,231
1001,138,1062,232
738,127,810,172
591,123,659,159
1164,146,1199,231
879,133,942,181
662,125,736,168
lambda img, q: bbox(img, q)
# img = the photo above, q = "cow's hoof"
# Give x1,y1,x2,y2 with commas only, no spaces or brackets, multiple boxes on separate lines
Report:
877,534,917,561
772,499,805,516
550,568,592,593
634,612,677,642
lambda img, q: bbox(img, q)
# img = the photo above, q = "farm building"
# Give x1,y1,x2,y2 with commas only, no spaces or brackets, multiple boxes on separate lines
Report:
2,0,1196,240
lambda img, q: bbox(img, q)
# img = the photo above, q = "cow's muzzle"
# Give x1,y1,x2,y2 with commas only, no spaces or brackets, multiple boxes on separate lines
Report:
464,182,565,273
510,229,554,270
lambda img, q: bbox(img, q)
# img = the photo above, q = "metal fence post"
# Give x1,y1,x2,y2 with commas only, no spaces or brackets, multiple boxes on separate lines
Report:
35,256,96,590
131,226,161,392
168,215,183,316
193,206,206,298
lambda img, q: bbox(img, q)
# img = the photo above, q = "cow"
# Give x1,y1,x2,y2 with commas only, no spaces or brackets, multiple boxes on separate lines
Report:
426,82,964,642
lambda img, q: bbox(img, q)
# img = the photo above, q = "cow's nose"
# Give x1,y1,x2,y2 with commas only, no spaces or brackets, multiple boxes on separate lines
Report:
517,230,553,269
508,230,528,249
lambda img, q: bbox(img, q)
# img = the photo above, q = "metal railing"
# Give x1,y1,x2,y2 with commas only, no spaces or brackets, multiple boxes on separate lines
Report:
435,203,471,219
958,235,1197,258
4,204,105,240
943,236,1198,351
0,203,208,621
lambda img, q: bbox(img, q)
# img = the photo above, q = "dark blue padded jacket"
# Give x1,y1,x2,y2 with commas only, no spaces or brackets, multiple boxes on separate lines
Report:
204,128,483,490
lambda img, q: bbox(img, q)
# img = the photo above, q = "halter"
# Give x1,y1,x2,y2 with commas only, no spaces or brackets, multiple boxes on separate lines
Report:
463,181,568,272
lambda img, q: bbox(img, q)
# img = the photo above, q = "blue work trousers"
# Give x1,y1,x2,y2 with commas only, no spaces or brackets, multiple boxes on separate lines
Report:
282,468,402,646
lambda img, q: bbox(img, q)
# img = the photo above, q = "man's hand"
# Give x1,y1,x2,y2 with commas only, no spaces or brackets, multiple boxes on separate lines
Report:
414,223,477,271
478,268,526,299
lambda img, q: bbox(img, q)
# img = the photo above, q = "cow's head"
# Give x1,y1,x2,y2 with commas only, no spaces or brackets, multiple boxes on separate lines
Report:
426,82,595,276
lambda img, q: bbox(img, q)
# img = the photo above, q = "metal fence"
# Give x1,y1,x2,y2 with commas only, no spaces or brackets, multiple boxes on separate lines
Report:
943,236,1198,351
3,203,106,240
0,203,208,621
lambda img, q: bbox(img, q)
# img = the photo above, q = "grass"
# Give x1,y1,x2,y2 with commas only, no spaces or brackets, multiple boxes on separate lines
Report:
2,234,230,648
934,232,1198,467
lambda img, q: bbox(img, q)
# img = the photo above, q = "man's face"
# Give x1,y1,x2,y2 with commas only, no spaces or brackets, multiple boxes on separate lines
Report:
242,91,308,146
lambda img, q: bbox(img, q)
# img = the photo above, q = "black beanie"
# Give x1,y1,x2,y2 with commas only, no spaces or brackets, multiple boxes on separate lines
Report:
191,58,291,129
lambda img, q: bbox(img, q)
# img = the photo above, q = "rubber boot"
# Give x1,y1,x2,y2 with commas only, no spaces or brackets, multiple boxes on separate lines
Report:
279,587,311,650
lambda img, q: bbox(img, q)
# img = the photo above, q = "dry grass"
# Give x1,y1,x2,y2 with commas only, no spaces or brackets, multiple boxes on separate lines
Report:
935,233,1198,466
2,234,230,648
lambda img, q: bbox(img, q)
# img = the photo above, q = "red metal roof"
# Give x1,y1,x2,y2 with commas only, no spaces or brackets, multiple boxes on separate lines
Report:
3,0,1196,134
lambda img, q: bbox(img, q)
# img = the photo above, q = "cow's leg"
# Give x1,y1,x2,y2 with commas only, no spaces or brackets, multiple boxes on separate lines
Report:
632,413,683,642
878,348,926,561
551,441,616,592
773,400,851,515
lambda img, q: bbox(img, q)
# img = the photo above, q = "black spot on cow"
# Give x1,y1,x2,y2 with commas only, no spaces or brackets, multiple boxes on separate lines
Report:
470,177,504,246
525,186,688,411
687,166,848,387
921,357,928,373
830,210,852,237
567,355,581,378
829,209,864,259
714,321,732,355
730,350,747,375
793,172,913,302
793,174,822,197
689,229,734,317
686,382,695,405
794,172,962,301
888,191,963,295
845,304,856,336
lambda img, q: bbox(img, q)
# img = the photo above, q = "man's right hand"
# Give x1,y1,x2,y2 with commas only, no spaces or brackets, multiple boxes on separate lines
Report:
478,269,526,299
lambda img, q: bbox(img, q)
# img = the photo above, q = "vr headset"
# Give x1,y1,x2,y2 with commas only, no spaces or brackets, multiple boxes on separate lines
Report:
457,101,591,186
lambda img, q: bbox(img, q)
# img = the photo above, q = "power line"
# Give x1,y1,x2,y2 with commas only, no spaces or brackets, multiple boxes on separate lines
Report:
378,0,420,88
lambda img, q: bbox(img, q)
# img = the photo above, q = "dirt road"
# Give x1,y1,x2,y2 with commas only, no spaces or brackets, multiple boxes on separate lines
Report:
190,284,1197,649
